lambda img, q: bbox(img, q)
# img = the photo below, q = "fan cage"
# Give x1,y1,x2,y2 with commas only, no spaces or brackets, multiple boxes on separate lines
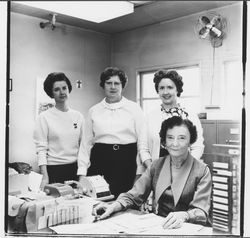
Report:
194,12,227,48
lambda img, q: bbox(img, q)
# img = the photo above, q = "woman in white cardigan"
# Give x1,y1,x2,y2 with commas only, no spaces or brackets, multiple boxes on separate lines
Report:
137,69,204,175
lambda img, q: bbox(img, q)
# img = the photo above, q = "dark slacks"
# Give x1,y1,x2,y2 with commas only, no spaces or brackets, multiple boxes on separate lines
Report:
87,143,137,198
47,162,78,184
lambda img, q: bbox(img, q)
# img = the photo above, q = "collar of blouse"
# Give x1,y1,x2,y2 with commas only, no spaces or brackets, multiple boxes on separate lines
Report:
101,96,126,110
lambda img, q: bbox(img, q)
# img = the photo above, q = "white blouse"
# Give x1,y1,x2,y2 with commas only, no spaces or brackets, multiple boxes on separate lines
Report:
77,97,147,175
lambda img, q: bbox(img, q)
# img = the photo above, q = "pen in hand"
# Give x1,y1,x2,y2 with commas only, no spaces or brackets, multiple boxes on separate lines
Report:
92,204,106,223
93,215,100,223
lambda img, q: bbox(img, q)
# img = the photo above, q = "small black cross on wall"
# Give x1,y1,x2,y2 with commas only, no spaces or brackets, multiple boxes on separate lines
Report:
76,80,82,89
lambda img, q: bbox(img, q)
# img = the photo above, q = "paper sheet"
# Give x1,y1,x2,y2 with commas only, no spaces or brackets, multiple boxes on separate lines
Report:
50,219,124,234
107,213,164,232
8,195,25,216
29,171,43,192
50,212,208,235
139,222,204,235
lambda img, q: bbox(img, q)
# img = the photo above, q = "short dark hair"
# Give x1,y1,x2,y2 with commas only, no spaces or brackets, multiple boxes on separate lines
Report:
43,72,72,98
153,69,183,96
100,67,128,89
160,116,197,146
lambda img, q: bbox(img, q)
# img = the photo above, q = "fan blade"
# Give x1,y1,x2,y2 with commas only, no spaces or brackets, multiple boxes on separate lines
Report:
210,15,220,26
199,27,210,39
200,16,210,25
52,14,57,25
211,26,222,37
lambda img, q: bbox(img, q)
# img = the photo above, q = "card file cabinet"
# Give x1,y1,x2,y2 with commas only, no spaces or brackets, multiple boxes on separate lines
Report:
200,120,241,235
211,144,240,235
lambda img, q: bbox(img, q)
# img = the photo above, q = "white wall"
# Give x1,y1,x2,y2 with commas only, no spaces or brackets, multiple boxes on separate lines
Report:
112,3,242,120
9,12,112,171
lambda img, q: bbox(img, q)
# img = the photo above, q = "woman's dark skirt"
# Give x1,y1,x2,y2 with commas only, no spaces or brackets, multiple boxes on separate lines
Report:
87,143,137,198
47,162,78,184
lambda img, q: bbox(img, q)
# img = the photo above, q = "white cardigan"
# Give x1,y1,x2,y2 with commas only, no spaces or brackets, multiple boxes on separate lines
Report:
137,105,204,174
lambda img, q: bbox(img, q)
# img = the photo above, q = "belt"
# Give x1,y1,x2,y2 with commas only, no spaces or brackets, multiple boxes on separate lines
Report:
95,143,136,151
112,144,120,151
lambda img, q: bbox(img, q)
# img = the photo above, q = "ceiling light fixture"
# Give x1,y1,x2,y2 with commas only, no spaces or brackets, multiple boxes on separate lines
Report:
16,1,134,23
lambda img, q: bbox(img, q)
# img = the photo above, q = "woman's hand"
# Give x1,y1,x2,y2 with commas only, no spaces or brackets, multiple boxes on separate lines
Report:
39,165,49,191
143,159,152,169
162,211,189,229
40,175,49,191
77,175,88,194
92,201,123,221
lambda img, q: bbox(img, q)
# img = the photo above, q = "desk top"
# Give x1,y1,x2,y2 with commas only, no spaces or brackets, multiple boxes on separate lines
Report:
49,209,213,236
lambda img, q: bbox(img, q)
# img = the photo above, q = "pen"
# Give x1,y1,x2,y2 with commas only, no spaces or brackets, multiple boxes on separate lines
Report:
93,215,100,223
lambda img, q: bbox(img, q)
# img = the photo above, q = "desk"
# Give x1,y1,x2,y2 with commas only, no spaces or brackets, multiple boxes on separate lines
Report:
49,209,213,236
8,193,217,237
8,194,214,236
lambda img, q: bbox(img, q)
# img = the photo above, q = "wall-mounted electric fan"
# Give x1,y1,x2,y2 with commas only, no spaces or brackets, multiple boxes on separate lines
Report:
195,13,227,107
195,13,227,48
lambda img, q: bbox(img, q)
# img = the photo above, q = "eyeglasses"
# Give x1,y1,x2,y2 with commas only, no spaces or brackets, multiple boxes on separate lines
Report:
105,81,122,87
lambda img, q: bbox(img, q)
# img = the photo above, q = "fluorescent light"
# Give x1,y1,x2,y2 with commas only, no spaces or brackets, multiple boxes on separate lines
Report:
16,1,134,23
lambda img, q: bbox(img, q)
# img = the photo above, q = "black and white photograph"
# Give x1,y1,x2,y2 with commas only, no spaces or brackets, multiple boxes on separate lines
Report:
1,1,250,237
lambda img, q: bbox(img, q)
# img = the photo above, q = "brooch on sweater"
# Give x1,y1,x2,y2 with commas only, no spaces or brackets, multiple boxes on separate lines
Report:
161,105,189,119
73,123,78,129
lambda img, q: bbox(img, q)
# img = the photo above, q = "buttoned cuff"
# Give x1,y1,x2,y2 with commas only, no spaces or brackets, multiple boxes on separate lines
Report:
140,152,151,163
136,164,145,175
38,155,47,167
77,166,87,176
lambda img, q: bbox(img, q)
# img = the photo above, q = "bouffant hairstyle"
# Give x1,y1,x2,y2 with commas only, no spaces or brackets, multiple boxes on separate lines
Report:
43,72,72,98
99,67,128,89
153,69,183,97
159,116,197,146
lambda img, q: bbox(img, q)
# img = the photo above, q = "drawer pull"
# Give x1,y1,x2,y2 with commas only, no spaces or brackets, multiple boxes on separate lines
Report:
228,149,240,155
225,140,240,144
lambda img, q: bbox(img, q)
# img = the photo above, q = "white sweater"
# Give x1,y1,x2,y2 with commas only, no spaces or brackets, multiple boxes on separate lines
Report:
33,107,84,170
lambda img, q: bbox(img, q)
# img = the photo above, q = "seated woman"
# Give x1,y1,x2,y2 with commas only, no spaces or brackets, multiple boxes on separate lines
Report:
93,116,212,229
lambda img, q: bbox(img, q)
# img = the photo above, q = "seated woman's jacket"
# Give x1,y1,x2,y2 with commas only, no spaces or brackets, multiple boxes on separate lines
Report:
117,153,212,225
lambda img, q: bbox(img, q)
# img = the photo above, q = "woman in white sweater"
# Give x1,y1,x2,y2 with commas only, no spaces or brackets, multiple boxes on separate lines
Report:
137,69,204,175
33,72,84,190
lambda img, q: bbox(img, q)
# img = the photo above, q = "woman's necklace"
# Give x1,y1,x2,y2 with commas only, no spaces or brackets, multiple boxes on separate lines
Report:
170,154,188,169
170,160,182,183
171,160,183,169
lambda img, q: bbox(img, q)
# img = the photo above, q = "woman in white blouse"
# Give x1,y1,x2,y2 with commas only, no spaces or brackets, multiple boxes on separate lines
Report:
137,69,204,175
33,72,84,190
78,67,145,198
